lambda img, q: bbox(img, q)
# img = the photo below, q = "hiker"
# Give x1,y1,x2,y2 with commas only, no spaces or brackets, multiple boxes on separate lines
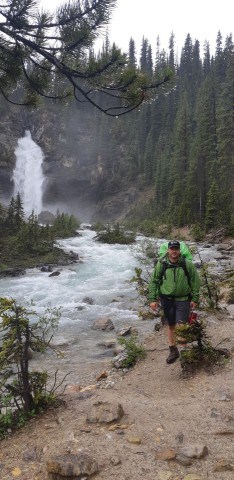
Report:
148,240,200,364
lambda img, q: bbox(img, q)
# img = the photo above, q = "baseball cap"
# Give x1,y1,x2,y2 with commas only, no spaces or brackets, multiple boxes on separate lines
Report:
168,240,180,249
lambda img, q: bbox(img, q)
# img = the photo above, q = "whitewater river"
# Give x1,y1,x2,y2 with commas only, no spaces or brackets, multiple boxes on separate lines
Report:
0,228,231,385
0,228,143,324
0,228,154,384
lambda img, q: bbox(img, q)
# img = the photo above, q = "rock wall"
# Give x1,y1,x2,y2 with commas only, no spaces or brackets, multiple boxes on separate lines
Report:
0,100,141,222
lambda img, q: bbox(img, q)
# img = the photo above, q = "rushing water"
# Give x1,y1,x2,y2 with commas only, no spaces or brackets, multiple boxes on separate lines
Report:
0,230,230,331
13,130,45,217
0,229,231,383
0,228,148,383
0,228,141,324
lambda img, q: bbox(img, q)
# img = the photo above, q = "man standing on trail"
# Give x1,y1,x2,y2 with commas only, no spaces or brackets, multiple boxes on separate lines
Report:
148,240,200,364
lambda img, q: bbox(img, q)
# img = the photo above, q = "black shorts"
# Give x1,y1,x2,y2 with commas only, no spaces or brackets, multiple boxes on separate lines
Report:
160,298,190,326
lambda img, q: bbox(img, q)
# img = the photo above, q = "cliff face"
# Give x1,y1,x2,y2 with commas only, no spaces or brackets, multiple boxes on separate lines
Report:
0,104,26,199
0,101,141,222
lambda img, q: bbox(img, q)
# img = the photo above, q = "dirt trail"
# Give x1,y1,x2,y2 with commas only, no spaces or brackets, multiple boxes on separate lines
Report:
0,311,233,480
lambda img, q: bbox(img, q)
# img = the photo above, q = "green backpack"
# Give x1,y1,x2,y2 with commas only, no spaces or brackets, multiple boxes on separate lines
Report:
158,241,193,289
158,241,193,260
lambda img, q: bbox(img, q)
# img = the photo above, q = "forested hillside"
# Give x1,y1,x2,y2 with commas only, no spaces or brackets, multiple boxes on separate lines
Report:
95,32,233,233
0,30,233,232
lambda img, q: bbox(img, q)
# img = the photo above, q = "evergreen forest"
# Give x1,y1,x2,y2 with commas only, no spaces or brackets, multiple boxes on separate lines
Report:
0,28,233,235
91,31,234,234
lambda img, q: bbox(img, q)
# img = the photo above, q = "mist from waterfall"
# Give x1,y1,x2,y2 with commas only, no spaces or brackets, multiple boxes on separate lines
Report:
13,130,45,218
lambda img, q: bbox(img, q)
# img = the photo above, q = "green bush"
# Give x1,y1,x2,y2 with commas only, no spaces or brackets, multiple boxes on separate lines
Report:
0,298,67,439
190,223,205,241
175,320,230,372
95,223,136,244
52,213,80,238
118,336,146,368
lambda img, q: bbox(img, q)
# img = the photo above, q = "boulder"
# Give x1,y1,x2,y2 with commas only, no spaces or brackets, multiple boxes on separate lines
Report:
180,444,208,459
46,452,99,479
87,400,124,424
41,265,53,272
0,268,25,277
112,352,128,369
49,271,61,277
117,326,138,337
92,317,115,331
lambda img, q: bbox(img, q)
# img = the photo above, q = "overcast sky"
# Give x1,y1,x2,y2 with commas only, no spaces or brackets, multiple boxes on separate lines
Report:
40,0,233,57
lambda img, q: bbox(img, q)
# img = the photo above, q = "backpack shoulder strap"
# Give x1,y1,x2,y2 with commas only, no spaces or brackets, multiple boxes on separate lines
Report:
158,258,168,285
180,256,191,288
158,256,191,288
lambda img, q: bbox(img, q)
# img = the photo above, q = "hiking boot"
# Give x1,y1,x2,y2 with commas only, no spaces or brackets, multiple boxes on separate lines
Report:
166,345,179,364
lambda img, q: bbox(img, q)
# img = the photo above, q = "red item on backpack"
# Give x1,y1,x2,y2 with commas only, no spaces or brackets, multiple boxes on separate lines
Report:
188,311,198,324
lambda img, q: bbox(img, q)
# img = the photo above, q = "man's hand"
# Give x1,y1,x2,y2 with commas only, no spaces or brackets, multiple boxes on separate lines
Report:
190,301,197,309
150,302,158,310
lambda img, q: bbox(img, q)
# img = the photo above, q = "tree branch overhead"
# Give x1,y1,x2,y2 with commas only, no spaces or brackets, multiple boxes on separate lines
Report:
0,0,173,114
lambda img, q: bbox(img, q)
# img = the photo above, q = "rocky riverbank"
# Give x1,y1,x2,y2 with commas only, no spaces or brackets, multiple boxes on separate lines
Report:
0,306,233,480
0,233,233,479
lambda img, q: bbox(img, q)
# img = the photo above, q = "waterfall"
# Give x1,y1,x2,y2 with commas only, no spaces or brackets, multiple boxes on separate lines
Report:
13,130,45,218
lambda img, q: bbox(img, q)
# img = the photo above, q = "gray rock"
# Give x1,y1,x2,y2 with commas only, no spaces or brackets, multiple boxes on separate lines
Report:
49,270,61,277
176,453,193,466
22,447,37,461
0,268,26,277
180,444,208,459
130,327,139,336
217,391,231,402
113,345,125,355
112,352,128,368
97,339,116,348
110,455,121,466
41,265,53,272
46,452,99,478
87,400,124,424
92,317,115,331
117,326,138,336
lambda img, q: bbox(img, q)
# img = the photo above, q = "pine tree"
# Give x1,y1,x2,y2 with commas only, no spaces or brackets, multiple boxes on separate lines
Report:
128,37,137,68
6,197,15,231
191,72,219,223
168,92,193,224
215,31,226,81
154,133,173,216
140,37,149,73
147,45,153,76
203,41,211,77
205,181,221,230
216,39,234,226
28,210,39,246
143,129,154,184
0,1,171,115
179,34,194,93
14,193,24,229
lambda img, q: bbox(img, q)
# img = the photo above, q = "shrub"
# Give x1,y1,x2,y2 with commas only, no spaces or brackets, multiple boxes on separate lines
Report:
95,223,135,244
118,336,146,368
175,320,230,372
52,213,80,238
190,223,205,242
0,298,67,438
